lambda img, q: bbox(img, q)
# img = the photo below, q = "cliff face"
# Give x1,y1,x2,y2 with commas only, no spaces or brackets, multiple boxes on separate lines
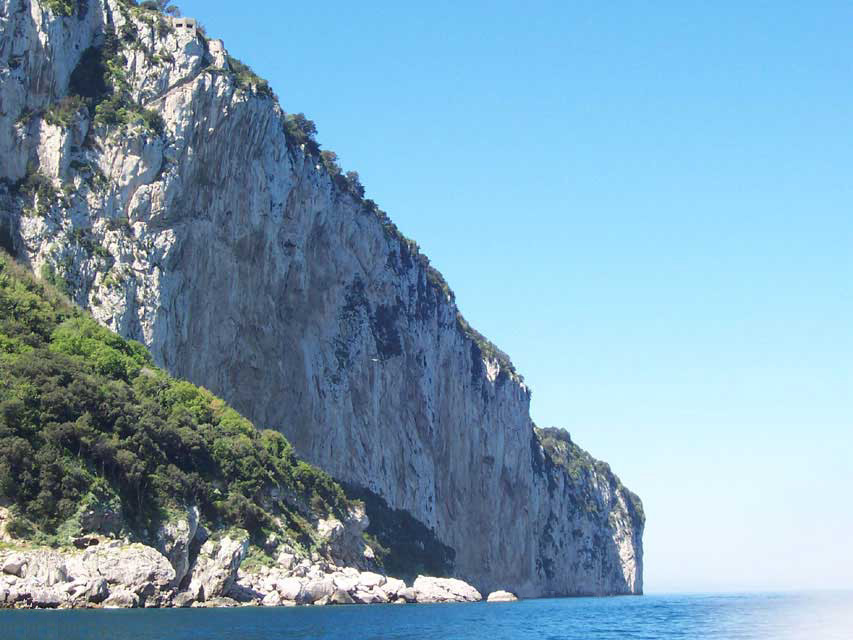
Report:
0,0,643,596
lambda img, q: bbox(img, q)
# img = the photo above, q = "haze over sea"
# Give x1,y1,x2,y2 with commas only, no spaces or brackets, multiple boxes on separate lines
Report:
3,592,852,640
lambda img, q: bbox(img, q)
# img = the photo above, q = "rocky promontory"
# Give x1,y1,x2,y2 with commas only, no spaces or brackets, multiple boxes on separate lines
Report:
0,0,644,598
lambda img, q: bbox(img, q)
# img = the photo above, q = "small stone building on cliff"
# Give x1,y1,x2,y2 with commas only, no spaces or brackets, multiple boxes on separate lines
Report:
171,17,197,34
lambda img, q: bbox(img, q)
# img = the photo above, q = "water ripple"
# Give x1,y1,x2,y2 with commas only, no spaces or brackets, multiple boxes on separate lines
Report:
1,592,851,640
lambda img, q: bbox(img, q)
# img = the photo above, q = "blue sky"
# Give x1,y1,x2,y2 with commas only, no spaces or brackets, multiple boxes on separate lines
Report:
176,1,853,592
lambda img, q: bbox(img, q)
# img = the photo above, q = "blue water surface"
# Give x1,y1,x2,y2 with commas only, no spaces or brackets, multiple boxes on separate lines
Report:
2,592,851,640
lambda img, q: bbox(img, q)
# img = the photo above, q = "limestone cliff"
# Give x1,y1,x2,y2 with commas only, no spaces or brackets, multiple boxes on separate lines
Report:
0,0,643,596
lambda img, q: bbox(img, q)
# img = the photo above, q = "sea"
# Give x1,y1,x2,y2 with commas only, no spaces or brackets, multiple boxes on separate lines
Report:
1,592,851,640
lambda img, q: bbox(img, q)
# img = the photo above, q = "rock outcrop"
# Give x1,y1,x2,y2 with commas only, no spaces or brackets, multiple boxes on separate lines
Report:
315,504,374,570
0,507,12,543
0,542,174,608
155,506,199,585
487,590,518,603
186,533,249,603
0,541,484,609
0,0,643,597
411,576,483,603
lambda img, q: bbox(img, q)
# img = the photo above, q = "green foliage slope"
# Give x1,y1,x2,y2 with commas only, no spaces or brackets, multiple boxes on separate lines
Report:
0,252,350,550
534,426,645,523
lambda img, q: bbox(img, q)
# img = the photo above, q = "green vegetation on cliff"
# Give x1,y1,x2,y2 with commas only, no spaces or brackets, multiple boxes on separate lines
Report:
0,252,349,550
534,426,645,523
68,21,164,134
44,0,75,17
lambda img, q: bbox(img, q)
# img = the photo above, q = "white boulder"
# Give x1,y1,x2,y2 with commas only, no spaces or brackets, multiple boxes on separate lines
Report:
412,576,482,603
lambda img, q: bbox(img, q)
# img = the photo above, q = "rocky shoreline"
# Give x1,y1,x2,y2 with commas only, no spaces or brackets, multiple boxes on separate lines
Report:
0,503,519,610
0,538,517,610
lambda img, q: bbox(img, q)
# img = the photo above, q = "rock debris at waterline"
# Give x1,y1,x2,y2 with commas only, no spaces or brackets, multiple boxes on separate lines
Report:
0,540,490,609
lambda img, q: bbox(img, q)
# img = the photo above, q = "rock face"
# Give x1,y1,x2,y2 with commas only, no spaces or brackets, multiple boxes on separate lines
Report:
155,506,199,585
0,542,174,608
0,0,643,596
186,533,249,602
315,504,373,570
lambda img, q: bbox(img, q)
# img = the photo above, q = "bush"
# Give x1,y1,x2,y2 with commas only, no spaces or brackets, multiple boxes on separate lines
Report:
144,1,181,17
44,0,75,16
456,312,518,379
120,21,139,44
284,113,320,155
226,56,274,99
50,316,151,380
38,262,69,296
68,26,167,136
16,168,59,217
45,96,86,128
320,150,341,176
137,108,165,135
345,171,365,198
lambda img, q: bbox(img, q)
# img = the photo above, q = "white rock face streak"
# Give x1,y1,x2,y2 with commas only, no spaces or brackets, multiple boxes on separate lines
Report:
0,0,644,597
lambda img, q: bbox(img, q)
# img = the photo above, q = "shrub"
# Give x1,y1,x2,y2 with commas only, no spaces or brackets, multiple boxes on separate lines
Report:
38,262,69,296
456,312,518,379
345,171,365,198
137,108,165,135
44,0,75,16
50,316,151,380
120,21,139,44
226,55,274,99
320,150,341,176
44,96,86,128
15,108,37,127
141,1,181,17
68,26,167,136
283,113,320,155
17,168,59,217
